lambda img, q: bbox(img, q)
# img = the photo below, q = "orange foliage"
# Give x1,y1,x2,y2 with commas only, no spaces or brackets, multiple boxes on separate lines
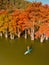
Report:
0,2,49,38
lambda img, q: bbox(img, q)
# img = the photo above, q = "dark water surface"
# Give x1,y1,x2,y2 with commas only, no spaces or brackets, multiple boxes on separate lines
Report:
0,37,49,65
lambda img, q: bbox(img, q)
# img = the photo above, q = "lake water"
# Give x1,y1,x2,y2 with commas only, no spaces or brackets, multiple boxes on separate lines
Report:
0,37,49,65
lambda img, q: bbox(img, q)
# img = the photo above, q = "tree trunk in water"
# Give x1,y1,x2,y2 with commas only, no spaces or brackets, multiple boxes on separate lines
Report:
0,32,2,37
4,31,8,38
40,35,44,43
28,29,30,35
25,29,27,39
10,33,14,39
30,28,34,40
46,36,48,40
18,28,21,38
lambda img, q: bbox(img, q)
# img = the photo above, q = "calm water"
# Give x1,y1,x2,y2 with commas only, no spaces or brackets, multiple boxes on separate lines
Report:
0,37,49,65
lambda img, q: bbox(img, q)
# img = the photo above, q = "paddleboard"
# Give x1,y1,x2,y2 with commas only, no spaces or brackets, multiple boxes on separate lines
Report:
24,48,32,55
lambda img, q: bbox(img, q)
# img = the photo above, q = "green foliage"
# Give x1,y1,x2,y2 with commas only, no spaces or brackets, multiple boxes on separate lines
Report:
0,0,31,11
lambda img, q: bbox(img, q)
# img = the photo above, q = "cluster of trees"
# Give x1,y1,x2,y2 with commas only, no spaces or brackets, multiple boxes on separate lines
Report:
0,2,49,42
0,0,31,11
